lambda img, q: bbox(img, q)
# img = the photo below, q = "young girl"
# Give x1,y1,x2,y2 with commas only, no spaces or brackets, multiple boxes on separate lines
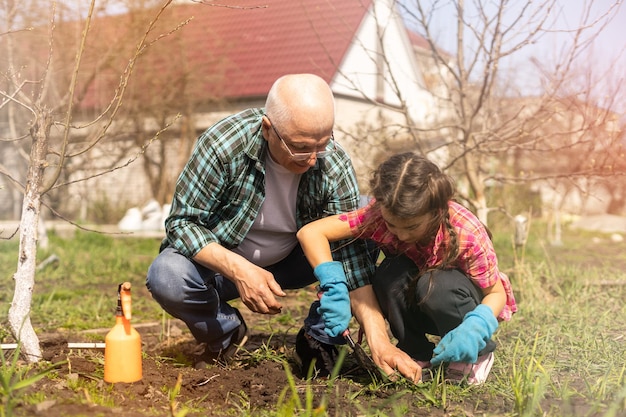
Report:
296,152,517,384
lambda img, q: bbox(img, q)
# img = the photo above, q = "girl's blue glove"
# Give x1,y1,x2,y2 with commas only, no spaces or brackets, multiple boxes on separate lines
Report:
430,304,498,365
315,261,351,338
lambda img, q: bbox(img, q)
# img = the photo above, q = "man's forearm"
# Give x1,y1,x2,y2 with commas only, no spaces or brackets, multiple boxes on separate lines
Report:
192,242,246,281
193,242,285,314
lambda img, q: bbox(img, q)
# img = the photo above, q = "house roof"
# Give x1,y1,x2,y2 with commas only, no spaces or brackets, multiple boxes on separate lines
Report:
54,0,431,110
163,0,374,99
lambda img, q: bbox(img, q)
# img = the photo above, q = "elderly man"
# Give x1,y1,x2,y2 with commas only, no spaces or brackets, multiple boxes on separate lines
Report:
146,74,375,373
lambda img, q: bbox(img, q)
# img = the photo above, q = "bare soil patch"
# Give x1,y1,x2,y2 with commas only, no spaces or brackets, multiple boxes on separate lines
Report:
9,309,509,417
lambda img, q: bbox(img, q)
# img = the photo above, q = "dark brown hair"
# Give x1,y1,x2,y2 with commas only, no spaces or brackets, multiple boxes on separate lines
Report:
369,152,459,304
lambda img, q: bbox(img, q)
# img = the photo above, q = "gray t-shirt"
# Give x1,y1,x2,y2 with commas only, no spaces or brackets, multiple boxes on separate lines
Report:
232,153,301,266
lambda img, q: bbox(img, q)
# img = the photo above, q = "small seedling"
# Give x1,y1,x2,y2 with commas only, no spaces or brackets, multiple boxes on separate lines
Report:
0,344,65,417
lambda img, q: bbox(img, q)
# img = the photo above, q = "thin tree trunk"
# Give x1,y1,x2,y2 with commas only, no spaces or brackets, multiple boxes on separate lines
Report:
8,108,51,363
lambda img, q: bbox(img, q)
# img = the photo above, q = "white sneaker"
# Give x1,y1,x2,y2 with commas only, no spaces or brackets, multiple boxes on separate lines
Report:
445,352,494,385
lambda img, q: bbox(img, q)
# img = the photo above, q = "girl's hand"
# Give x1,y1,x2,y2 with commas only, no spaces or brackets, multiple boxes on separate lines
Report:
350,286,424,382
370,342,423,383
315,262,351,338
430,304,498,365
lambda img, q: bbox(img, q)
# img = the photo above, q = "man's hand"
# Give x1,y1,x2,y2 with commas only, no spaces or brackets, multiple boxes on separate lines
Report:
233,263,285,315
430,304,498,365
194,243,286,315
315,261,351,338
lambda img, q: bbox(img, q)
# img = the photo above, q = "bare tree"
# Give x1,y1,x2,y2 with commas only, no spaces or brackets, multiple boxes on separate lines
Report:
110,4,229,206
341,0,625,224
0,0,183,362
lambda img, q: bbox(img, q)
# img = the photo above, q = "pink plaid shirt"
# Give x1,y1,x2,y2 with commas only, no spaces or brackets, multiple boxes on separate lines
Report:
340,200,517,321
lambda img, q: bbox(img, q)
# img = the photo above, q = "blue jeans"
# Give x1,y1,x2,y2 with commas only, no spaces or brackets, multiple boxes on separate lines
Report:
146,244,342,352
371,255,496,361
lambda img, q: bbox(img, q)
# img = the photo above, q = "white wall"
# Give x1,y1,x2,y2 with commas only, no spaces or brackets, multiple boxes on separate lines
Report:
330,0,434,123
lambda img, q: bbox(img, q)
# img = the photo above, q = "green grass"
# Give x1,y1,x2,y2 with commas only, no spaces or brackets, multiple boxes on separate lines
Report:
0,343,65,417
489,220,626,417
1,219,626,416
1,229,164,332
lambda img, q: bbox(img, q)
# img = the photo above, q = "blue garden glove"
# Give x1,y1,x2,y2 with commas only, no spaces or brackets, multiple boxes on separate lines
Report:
315,261,351,338
430,304,498,365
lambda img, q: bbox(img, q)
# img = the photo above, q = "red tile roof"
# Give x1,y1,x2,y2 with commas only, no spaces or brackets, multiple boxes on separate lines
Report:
165,0,374,99
8,0,431,111
66,0,430,110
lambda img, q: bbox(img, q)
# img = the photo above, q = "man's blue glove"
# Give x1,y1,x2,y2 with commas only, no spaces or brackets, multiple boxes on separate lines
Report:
430,304,498,365
315,261,351,338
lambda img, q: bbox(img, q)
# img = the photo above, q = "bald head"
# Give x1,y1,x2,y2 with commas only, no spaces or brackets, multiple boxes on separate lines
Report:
265,74,335,137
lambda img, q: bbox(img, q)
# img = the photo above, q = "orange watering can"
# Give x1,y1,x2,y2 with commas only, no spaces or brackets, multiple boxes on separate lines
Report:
104,282,142,383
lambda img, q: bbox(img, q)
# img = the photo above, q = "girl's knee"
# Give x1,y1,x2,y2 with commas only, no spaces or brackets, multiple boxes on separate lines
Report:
416,269,481,313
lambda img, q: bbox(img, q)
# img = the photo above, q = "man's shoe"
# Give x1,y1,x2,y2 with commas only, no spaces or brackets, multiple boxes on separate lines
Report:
295,327,338,378
445,352,494,385
194,312,249,369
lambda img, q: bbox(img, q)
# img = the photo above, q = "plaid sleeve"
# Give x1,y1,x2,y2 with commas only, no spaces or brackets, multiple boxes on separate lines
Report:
299,144,376,290
452,204,500,288
164,109,262,258
165,130,225,258
452,202,518,320
330,158,376,289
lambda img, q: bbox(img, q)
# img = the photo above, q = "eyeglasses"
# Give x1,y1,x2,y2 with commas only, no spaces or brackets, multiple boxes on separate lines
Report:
265,116,335,161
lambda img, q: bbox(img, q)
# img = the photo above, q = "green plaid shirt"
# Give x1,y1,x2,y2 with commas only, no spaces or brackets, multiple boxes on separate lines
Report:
162,108,374,289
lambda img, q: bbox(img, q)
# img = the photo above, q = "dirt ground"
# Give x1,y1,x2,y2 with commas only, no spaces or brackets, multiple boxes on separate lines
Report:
14,332,386,416
7,305,510,417
6,224,626,416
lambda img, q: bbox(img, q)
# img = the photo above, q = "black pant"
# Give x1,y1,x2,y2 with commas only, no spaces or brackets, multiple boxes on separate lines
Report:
371,255,496,361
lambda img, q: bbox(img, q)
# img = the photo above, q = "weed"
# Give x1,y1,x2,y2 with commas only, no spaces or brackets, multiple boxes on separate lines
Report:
242,334,289,366
602,384,626,417
417,365,447,408
168,373,189,417
0,345,64,417
509,334,550,416
276,361,327,417
20,390,46,406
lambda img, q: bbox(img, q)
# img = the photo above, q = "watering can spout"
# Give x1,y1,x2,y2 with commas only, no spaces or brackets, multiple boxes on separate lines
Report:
119,281,132,321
